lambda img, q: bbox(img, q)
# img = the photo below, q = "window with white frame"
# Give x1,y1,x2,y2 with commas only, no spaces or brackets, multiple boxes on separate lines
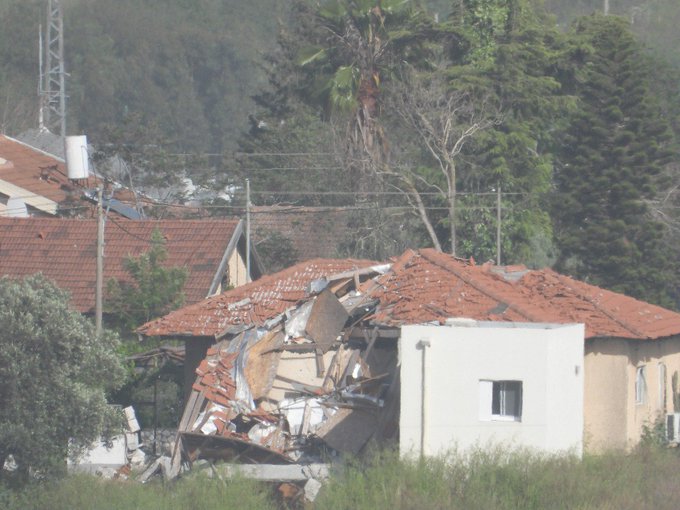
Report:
479,380,523,421
635,366,647,405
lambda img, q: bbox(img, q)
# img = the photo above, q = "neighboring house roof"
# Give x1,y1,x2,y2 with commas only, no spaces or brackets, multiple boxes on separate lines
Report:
139,248,680,341
0,135,142,218
0,217,243,312
251,205,353,263
138,257,380,337
0,134,79,215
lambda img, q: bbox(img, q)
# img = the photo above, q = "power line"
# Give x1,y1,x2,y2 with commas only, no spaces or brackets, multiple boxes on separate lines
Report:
0,189,537,202
237,166,345,171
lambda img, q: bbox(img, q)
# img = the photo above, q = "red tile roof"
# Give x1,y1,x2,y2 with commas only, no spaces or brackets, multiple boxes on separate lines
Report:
0,217,241,312
139,248,680,341
366,249,680,340
251,206,353,263
138,257,379,337
0,135,146,218
0,135,99,216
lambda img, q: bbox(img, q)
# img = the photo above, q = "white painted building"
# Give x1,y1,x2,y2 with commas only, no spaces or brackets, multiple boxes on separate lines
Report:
400,320,585,457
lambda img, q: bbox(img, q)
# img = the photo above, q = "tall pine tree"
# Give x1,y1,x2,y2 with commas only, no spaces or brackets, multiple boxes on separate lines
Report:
553,15,675,306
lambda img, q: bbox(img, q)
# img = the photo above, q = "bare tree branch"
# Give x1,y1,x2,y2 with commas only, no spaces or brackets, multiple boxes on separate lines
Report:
383,64,501,255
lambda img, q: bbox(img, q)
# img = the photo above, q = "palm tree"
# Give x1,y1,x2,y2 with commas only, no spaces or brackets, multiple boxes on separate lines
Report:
299,0,419,163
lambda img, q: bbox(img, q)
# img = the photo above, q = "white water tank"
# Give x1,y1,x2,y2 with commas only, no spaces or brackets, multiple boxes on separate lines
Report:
65,135,90,180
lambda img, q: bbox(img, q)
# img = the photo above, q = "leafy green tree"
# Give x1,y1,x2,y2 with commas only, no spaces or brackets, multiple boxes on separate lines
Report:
0,274,124,480
379,0,569,263
447,0,573,265
105,229,187,336
0,0,41,134
552,15,675,305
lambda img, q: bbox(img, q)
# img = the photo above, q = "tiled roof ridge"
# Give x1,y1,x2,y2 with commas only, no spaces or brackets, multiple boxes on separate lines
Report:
540,268,650,339
418,248,544,323
136,256,379,336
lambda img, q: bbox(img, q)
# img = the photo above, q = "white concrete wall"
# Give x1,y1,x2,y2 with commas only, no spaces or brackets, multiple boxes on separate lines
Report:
399,321,584,457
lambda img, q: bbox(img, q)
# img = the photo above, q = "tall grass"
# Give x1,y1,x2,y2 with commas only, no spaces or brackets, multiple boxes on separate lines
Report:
2,446,680,509
0,472,275,510
317,446,680,510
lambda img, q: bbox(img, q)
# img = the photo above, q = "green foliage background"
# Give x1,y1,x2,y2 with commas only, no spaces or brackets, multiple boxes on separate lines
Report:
2,0,680,305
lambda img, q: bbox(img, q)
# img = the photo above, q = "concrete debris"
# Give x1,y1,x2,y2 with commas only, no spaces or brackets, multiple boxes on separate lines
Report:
68,406,145,479
138,456,171,483
304,477,324,502
168,269,401,488
213,462,329,481
124,406,141,433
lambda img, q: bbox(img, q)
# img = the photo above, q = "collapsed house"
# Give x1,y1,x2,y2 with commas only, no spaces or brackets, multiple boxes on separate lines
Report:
173,266,397,469
138,248,680,476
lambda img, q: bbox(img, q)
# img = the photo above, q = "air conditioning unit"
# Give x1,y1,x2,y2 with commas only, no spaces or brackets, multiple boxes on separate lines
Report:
666,414,680,443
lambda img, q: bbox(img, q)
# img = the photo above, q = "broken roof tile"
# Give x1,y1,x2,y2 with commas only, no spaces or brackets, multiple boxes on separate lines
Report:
141,248,680,341
138,258,380,337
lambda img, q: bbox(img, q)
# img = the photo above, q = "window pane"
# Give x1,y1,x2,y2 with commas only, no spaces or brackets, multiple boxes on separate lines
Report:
504,381,522,418
491,381,522,419
492,382,501,415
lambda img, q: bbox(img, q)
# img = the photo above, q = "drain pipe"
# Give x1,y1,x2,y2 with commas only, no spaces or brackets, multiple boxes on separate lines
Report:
416,339,431,457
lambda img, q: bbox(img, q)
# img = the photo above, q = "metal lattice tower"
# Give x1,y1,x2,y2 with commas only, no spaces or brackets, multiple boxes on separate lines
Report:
41,0,66,142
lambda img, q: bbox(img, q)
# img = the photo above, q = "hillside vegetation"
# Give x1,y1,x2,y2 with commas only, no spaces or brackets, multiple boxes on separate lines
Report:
2,0,680,307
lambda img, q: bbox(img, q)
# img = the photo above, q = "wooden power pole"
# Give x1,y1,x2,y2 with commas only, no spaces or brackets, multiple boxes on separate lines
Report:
95,187,104,336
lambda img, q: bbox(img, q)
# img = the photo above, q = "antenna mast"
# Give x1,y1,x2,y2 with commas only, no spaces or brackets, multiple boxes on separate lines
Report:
43,0,66,143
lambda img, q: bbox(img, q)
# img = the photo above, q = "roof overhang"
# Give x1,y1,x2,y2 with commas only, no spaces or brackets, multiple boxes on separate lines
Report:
0,178,58,215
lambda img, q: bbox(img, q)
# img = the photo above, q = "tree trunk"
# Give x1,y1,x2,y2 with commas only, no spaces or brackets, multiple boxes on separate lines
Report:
406,180,443,252
448,165,457,256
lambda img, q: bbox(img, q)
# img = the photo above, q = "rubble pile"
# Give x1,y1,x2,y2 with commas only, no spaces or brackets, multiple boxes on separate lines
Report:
172,282,399,472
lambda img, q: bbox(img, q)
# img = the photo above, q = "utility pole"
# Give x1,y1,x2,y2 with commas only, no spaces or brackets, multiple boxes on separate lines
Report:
43,0,67,143
496,185,502,266
95,186,104,337
246,178,251,283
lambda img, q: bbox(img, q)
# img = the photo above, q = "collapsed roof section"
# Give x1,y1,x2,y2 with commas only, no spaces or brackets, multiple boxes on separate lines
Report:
138,258,383,338
173,283,398,468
